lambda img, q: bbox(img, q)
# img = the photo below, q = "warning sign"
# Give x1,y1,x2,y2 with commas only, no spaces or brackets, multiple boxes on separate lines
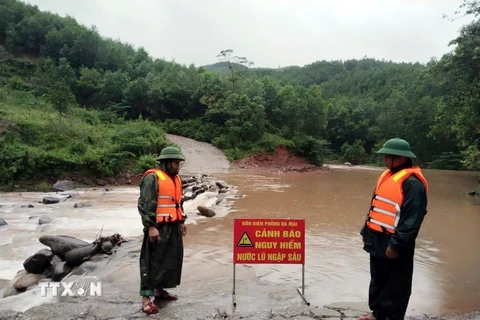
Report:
237,232,253,247
233,218,305,264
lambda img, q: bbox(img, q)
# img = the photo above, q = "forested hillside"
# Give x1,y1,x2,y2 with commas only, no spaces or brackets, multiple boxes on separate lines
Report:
0,0,479,190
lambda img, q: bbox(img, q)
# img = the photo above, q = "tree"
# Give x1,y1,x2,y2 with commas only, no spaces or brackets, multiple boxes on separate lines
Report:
216,49,254,93
47,77,77,114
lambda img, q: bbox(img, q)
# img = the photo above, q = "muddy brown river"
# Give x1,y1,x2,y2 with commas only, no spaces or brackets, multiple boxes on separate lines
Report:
208,168,480,317
0,135,479,318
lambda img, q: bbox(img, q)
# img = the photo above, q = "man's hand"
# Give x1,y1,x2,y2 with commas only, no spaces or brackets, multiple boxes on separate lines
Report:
180,223,187,236
385,246,398,259
148,226,160,243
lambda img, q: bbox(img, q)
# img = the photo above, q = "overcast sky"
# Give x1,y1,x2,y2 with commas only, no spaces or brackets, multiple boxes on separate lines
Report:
22,0,475,68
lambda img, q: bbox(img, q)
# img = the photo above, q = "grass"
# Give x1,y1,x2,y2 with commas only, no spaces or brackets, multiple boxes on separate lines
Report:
0,87,171,190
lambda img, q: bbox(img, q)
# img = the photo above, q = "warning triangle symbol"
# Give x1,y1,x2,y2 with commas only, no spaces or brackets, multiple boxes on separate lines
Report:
237,232,253,247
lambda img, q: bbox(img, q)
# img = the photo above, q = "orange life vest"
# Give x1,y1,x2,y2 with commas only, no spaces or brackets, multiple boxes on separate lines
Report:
142,168,184,223
366,166,428,235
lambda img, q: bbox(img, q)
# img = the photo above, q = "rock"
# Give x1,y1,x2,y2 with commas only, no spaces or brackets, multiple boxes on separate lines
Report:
42,255,62,278
182,182,196,189
42,197,60,204
28,204,34,208
52,261,72,281
73,202,92,208
215,180,229,189
344,162,353,167
2,270,27,298
64,243,99,266
218,188,228,194
38,215,52,225
209,185,219,192
197,205,216,218
52,180,75,192
101,240,113,253
13,273,44,291
39,235,90,259
0,218,7,226
23,249,54,274
194,188,205,196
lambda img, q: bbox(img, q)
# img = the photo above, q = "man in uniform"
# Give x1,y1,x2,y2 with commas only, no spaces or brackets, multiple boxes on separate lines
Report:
359,138,429,320
138,146,187,314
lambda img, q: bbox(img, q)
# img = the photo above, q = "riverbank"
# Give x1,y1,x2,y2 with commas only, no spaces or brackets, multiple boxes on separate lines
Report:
1,236,478,320
1,172,479,320
1,135,479,320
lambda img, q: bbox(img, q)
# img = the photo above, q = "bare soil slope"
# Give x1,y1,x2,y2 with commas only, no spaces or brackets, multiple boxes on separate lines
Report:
167,134,231,175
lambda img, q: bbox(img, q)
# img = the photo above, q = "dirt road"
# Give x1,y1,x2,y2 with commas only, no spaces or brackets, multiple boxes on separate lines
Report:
167,134,231,175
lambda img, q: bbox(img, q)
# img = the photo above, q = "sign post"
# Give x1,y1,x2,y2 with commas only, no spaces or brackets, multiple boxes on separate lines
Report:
232,218,309,306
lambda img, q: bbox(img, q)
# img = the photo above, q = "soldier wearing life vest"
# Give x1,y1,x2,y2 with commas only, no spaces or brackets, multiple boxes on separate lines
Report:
137,146,187,315
359,138,429,320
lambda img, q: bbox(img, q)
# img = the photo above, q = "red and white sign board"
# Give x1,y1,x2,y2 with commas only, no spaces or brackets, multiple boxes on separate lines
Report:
233,218,305,264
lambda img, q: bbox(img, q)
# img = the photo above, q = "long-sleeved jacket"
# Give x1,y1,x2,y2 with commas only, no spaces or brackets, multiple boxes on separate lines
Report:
360,166,428,258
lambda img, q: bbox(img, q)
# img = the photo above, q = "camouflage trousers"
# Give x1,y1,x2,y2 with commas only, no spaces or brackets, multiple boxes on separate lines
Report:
139,222,184,296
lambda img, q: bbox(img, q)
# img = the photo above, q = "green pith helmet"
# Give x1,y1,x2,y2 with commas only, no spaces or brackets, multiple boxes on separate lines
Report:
376,138,416,158
156,146,186,161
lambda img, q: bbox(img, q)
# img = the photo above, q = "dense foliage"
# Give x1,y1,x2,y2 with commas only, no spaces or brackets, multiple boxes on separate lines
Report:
0,0,479,189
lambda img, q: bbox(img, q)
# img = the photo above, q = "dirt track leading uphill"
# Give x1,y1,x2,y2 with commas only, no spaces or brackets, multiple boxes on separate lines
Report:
167,134,231,175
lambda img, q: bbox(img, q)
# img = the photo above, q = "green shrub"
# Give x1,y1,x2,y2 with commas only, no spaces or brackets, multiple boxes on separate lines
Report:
135,154,157,174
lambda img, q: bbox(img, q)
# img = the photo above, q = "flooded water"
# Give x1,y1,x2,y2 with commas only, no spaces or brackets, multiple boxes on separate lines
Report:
0,166,479,317
184,167,480,317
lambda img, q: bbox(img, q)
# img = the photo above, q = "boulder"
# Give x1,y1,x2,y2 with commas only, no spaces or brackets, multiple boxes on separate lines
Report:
23,249,54,274
101,240,113,253
52,180,75,192
64,243,99,266
38,216,52,225
51,261,72,282
39,235,90,260
197,206,216,218
2,270,27,298
73,202,92,208
215,180,229,189
0,218,7,227
13,273,44,291
41,255,62,278
42,197,60,204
